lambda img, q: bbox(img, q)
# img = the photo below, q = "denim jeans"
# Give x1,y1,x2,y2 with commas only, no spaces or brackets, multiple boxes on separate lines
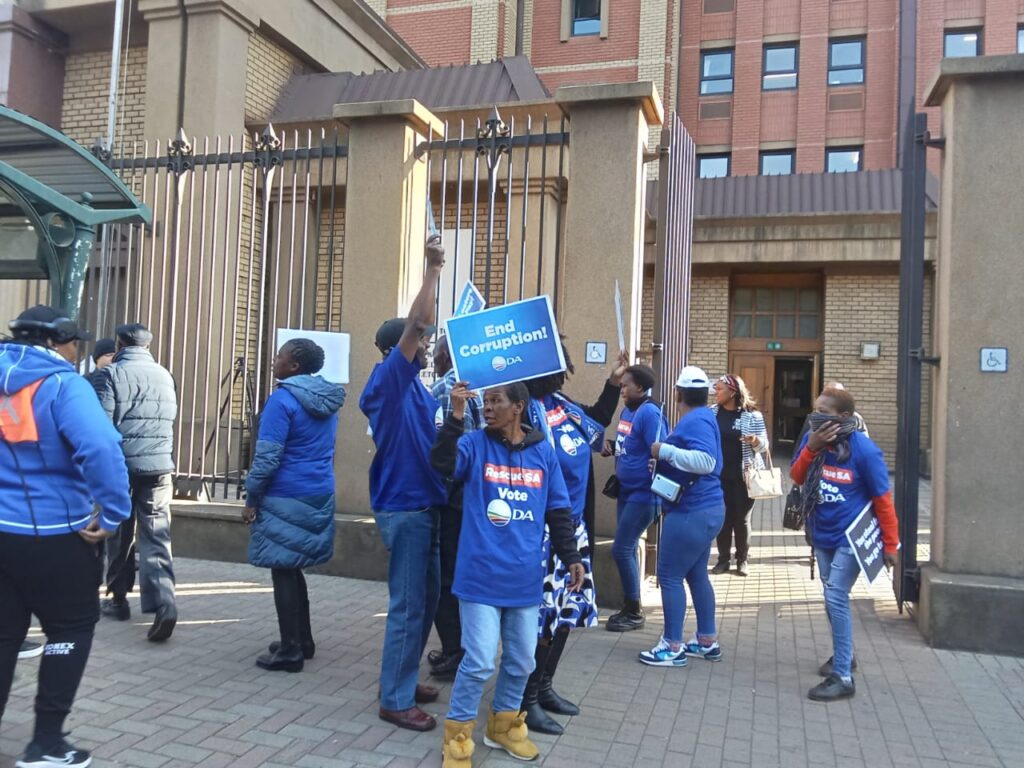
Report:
814,546,860,678
612,499,659,602
106,472,176,613
374,507,441,711
657,504,725,643
447,601,538,722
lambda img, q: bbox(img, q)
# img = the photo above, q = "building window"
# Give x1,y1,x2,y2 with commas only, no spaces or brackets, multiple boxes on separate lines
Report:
1019,26,1024,53
731,286,821,339
944,28,981,57
698,154,730,179
700,49,734,95
763,44,798,90
828,38,865,86
571,0,601,36
826,146,863,173
760,150,794,176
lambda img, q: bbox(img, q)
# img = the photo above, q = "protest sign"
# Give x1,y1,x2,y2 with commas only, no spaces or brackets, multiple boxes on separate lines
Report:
445,295,565,390
614,279,625,353
454,282,486,317
275,328,350,384
844,502,885,584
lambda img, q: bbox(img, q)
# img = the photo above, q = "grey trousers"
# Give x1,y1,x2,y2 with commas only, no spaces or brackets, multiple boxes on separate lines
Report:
105,473,176,613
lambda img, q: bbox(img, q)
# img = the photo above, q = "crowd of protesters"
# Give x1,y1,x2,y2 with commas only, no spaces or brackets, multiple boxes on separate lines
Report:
0,237,900,768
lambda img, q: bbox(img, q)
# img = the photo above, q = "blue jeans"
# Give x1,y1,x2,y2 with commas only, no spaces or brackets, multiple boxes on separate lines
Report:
374,507,441,710
814,546,860,678
612,499,658,602
657,504,725,643
447,601,538,721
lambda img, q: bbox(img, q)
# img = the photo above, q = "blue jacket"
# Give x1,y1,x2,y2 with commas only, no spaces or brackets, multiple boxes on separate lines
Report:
0,343,131,536
246,375,346,569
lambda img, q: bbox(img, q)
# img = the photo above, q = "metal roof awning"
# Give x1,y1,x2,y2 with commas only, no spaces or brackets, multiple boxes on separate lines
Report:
0,105,150,226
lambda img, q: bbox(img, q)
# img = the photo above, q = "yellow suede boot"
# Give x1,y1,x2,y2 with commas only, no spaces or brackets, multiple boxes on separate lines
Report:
442,718,476,768
483,711,539,762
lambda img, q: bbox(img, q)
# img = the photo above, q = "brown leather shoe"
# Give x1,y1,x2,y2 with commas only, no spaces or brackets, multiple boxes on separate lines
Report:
415,683,440,703
379,706,437,731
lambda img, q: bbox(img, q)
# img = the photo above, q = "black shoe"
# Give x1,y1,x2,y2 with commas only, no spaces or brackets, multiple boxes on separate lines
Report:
711,560,730,575
256,645,304,673
269,640,315,660
17,737,92,767
606,608,646,632
808,673,856,702
100,597,130,621
147,604,177,642
428,649,464,679
523,700,564,735
538,675,579,716
736,561,749,577
818,655,858,677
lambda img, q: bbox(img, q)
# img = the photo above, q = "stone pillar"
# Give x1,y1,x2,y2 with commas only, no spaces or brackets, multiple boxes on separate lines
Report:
557,83,662,606
918,56,1024,655
139,0,256,139
333,99,441,514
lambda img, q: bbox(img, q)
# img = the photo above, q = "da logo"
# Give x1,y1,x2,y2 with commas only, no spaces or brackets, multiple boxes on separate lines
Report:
559,433,579,457
491,355,523,372
487,499,513,527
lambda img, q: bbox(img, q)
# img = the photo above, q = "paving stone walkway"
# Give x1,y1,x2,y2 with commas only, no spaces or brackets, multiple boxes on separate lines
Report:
4,488,1022,768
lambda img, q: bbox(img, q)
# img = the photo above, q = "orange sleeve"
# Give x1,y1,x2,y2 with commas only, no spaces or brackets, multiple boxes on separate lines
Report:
790,446,818,484
872,491,901,553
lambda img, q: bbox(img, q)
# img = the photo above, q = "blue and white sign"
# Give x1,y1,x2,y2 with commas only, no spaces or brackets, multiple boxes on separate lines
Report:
980,347,1008,373
454,281,486,317
445,295,566,390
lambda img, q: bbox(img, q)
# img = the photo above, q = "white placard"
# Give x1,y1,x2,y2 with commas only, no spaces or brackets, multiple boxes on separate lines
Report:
614,279,625,353
275,328,350,384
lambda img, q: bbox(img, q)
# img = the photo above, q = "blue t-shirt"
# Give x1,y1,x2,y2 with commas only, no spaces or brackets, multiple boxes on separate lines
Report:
530,396,593,522
359,349,447,511
451,430,571,607
797,430,890,550
614,401,667,504
656,406,724,513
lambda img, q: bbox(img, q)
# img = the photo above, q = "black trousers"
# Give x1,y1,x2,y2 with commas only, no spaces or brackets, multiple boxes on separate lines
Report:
0,531,102,746
271,568,311,648
717,474,755,564
433,503,463,656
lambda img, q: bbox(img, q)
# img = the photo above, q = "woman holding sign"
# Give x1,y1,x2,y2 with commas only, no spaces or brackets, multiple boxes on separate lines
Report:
790,386,899,702
520,345,625,735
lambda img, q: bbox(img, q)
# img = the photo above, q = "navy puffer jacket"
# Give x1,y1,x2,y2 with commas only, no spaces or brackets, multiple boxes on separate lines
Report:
93,346,178,476
246,375,345,569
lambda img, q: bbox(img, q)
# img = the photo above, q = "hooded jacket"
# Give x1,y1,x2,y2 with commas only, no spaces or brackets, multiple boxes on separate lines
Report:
0,343,131,536
246,375,346,569
431,415,581,608
93,345,178,475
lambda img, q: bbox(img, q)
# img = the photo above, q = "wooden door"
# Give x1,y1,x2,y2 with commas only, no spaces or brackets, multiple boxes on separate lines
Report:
729,353,775,441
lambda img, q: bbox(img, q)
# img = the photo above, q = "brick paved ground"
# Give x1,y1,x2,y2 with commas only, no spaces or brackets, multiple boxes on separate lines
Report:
4,486,1022,768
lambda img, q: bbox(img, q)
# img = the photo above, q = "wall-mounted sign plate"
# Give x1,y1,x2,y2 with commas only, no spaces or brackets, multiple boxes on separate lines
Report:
980,347,1008,373
586,341,607,365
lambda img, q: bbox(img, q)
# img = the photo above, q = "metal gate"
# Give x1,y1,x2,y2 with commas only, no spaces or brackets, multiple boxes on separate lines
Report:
652,112,696,422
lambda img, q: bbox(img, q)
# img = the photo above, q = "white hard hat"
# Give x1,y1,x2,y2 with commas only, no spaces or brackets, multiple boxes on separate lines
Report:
676,365,710,389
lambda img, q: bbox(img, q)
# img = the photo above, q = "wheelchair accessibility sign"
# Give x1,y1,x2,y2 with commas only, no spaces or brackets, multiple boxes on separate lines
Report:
980,348,1008,373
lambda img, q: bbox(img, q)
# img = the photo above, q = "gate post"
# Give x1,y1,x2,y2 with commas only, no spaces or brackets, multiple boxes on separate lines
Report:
557,82,663,605
334,99,442,515
917,56,1024,655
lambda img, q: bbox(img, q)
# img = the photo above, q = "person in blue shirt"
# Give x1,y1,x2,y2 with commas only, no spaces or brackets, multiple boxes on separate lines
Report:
521,345,624,736
605,364,668,633
430,380,583,767
640,365,726,668
242,338,345,673
358,236,449,732
0,306,132,768
427,335,484,680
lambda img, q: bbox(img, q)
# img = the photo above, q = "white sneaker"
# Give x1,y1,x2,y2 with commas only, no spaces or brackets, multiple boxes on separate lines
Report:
638,637,688,667
17,641,43,660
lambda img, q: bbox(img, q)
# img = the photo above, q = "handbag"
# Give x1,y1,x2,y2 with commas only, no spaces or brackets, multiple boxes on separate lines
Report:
601,474,620,499
782,485,806,530
744,448,783,500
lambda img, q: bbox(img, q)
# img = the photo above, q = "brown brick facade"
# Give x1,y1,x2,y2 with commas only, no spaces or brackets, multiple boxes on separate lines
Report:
687,273,730,378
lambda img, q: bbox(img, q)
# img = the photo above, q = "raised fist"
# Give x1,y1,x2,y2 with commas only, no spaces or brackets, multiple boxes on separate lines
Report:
426,235,445,269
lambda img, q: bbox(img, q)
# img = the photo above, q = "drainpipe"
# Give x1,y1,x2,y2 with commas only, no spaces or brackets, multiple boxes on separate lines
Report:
896,0,917,167
105,0,125,151
515,0,525,56
176,0,188,130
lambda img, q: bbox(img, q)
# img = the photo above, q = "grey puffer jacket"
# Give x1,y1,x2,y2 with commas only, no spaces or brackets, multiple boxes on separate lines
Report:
93,346,178,476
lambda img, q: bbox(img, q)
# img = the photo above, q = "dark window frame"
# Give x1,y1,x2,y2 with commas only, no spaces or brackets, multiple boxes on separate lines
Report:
827,37,866,86
943,27,983,57
700,48,735,95
759,149,795,176
571,0,602,37
762,43,799,91
730,285,823,341
825,145,864,173
698,153,731,179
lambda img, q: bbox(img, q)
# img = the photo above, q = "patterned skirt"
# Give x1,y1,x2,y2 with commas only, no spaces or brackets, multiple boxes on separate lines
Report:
539,519,598,639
